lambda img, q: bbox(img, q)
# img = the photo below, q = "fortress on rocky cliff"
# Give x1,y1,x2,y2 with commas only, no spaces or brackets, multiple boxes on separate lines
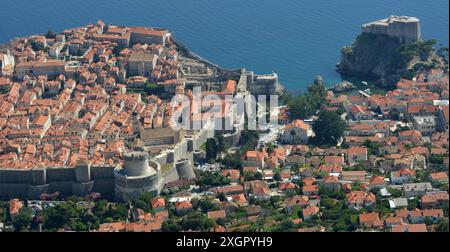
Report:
361,15,421,43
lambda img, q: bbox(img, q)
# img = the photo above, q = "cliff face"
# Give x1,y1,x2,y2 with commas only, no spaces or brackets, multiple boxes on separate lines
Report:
337,32,404,86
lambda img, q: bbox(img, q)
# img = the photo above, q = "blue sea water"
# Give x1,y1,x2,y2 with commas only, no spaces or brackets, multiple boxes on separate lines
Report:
0,0,448,93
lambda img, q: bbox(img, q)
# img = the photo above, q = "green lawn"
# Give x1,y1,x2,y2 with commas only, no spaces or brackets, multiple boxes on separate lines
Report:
161,163,173,174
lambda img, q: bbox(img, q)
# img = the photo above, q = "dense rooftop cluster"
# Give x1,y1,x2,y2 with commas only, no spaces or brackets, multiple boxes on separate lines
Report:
0,20,448,233
0,20,238,170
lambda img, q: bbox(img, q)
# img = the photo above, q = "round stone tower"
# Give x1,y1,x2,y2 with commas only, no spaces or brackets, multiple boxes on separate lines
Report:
175,158,196,180
123,152,151,177
114,151,163,202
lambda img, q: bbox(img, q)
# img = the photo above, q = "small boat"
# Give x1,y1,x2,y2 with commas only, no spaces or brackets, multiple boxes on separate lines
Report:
362,81,368,86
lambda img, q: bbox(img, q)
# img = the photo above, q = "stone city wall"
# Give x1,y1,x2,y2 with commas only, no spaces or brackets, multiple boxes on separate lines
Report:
0,165,116,199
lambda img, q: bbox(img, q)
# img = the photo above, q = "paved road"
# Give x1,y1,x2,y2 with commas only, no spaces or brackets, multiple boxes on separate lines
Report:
257,105,286,146
259,124,284,146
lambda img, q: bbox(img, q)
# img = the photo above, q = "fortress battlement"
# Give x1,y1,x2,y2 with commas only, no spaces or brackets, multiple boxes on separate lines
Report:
361,15,421,43
123,152,149,161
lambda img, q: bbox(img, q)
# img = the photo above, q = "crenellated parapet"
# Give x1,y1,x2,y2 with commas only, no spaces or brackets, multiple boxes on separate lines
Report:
361,15,421,43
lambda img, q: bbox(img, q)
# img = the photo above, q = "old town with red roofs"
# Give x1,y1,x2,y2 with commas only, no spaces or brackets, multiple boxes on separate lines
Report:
0,19,448,233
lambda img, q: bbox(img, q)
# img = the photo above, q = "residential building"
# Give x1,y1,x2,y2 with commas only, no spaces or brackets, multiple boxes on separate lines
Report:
390,168,416,185
429,172,448,185
341,171,366,182
388,198,408,209
281,119,311,144
323,176,340,192
359,212,383,228
385,216,404,228
368,176,386,189
15,60,66,80
302,184,319,196
175,201,193,216
302,205,320,221
285,195,310,213
391,223,427,232
346,191,376,209
402,182,433,197
347,146,368,165
151,198,166,212
421,192,449,209
127,53,157,77
413,116,436,137
207,210,226,220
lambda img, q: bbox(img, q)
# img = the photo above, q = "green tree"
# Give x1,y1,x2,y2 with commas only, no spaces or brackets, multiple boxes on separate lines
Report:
437,46,449,63
240,127,259,151
133,200,148,211
286,78,327,120
144,81,163,96
112,44,126,56
407,197,420,210
12,207,33,232
429,154,444,165
162,219,182,232
273,172,282,182
267,143,275,154
312,110,346,146
46,29,56,39
29,40,45,52
435,218,449,232
196,171,230,189
363,140,383,156
218,193,226,202
216,134,225,154
198,199,218,213
135,192,153,211
66,195,79,203
0,85,10,95
106,203,129,221
442,202,449,217
388,108,400,120
205,138,218,161
42,201,84,231
222,151,242,169
243,171,263,181
181,211,215,231
271,219,296,232
254,172,263,180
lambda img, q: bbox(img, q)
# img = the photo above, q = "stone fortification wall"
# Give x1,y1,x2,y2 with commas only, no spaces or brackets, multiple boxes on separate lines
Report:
171,37,242,79
361,16,421,43
223,130,241,149
386,21,420,42
162,164,179,185
0,165,116,199
193,149,206,163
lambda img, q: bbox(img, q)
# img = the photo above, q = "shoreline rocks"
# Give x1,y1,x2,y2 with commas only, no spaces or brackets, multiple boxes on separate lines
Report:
332,80,355,92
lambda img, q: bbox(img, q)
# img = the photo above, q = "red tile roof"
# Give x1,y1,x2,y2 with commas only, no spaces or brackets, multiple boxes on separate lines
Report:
359,212,382,228
175,201,193,210
285,119,309,130
303,205,320,217
369,176,385,185
430,172,448,181
207,210,226,219
347,146,367,155
151,198,166,209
